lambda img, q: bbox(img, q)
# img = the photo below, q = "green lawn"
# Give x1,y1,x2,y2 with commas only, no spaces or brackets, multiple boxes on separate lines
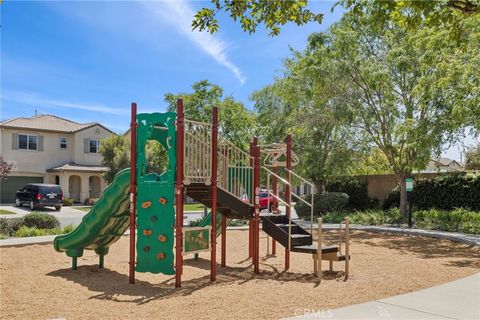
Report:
73,203,205,213
0,209,17,215
183,203,205,211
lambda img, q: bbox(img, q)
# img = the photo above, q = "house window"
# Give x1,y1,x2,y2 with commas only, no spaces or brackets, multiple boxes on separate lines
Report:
89,139,99,153
18,134,37,150
59,137,67,149
304,184,311,195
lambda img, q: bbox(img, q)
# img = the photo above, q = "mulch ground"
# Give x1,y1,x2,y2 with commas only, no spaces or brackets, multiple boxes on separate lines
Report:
1,230,479,320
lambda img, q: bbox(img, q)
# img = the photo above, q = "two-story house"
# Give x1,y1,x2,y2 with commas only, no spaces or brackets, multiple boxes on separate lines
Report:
0,114,115,203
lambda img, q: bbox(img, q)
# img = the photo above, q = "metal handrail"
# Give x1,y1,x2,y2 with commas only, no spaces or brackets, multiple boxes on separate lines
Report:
285,168,314,187
261,166,292,251
262,166,290,186
219,137,253,160
285,168,315,235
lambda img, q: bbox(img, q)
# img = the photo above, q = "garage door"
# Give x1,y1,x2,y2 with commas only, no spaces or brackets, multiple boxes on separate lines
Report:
0,176,44,204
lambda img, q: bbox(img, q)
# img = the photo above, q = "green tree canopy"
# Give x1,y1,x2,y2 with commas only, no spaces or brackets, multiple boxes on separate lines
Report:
323,8,480,215
251,34,361,190
165,80,256,148
99,135,130,183
192,0,478,36
465,144,480,170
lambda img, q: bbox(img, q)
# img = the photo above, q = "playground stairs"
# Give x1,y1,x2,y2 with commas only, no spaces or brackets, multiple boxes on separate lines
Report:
261,215,347,260
186,183,255,219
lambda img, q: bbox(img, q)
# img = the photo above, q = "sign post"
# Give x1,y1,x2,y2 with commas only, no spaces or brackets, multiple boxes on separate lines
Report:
405,178,414,228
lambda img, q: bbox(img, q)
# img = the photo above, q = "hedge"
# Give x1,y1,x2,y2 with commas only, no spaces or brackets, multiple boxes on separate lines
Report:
321,208,480,234
326,178,377,210
295,192,349,219
384,173,480,211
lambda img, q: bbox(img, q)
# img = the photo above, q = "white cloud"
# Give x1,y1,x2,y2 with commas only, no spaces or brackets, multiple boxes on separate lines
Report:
142,1,246,85
2,91,127,116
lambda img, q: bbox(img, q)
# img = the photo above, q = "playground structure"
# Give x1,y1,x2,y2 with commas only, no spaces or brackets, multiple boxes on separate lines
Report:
54,99,350,287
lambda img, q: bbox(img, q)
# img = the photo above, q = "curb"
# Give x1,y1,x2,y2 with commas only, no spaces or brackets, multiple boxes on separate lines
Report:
1,223,478,248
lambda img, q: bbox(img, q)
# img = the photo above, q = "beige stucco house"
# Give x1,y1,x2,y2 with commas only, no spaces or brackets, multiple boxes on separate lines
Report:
424,157,465,173
0,114,115,203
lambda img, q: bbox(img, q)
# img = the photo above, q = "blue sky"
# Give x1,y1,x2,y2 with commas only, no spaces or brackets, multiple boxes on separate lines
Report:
0,1,473,160
1,1,341,129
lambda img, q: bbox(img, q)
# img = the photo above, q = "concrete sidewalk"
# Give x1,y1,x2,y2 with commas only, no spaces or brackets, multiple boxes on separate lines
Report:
291,273,480,320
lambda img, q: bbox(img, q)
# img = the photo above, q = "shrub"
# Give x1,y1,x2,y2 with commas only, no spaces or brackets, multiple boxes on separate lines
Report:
383,188,400,209
229,219,248,226
0,217,24,236
62,224,76,234
322,209,403,225
383,173,480,211
414,174,480,211
326,178,375,210
295,192,349,219
84,198,99,206
63,198,75,206
15,224,76,237
414,208,480,234
22,213,60,229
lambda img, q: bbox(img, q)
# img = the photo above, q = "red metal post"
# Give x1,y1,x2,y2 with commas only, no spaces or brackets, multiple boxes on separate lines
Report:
285,134,292,270
175,99,185,288
271,167,278,255
129,102,137,284
253,138,260,274
221,147,227,268
221,215,227,267
248,141,254,258
210,106,219,281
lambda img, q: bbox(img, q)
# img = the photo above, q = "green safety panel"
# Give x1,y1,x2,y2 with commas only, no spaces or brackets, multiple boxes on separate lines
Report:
54,168,131,258
135,112,177,275
184,228,210,254
186,210,231,258
227,166,253,201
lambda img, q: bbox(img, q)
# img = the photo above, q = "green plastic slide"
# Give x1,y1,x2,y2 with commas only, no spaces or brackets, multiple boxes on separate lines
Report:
54,168,131,262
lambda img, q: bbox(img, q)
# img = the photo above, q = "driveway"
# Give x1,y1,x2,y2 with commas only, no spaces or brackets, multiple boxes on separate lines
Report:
1,204,300,228
1,205,87,227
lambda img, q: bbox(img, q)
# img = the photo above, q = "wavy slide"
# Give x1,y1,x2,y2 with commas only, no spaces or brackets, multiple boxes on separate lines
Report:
54,168,131,264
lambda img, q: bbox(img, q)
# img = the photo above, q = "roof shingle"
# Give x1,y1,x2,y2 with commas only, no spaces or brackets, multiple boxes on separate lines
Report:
0,114,105,133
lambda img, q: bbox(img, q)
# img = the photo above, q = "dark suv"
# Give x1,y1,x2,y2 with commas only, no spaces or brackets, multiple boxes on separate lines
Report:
15,184,63,211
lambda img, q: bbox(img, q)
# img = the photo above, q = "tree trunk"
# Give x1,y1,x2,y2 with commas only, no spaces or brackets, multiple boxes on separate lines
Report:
314,180,325,194
398,174,408,219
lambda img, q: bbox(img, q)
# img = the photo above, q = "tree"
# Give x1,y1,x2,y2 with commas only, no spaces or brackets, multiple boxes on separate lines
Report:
325,10,479,216
99,135,169,183
192,0,323,36
251,34,360,191
192,0,478,36
350,148,392,176
465,145,480,170
99,135,130,183
0,156,12,181
165,80,256,148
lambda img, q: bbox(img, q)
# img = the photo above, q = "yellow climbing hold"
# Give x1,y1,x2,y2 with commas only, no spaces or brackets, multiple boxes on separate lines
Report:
141,201,152,209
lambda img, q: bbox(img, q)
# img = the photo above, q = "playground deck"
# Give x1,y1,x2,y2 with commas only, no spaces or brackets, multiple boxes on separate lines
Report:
1,230,479,320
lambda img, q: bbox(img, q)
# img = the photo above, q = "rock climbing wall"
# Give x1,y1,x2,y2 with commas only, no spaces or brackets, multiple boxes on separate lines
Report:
135,112,177,275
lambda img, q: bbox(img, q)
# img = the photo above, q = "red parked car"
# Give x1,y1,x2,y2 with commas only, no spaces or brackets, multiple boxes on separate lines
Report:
259,190,278,211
